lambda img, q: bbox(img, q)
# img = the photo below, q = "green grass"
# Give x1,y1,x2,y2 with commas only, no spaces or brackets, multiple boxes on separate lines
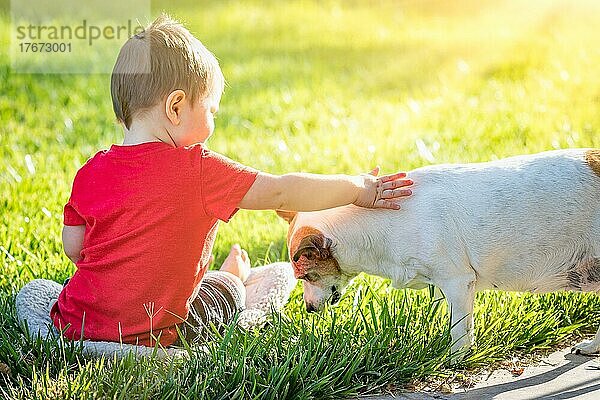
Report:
2,0,600,398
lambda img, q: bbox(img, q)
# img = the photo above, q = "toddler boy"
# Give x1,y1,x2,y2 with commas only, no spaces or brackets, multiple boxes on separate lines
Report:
50,14,413,347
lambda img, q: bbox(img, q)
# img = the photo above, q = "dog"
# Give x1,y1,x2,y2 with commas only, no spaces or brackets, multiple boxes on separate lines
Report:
277,149,600,356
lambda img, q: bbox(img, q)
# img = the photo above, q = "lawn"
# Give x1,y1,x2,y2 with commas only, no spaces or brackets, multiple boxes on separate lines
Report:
2,0,600,398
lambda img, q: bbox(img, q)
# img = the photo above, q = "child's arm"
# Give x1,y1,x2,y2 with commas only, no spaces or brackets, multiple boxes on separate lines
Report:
62,225,85,264
239,168,412,211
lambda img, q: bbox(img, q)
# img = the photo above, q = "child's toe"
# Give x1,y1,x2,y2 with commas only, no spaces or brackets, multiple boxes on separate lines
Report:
230,244,242,255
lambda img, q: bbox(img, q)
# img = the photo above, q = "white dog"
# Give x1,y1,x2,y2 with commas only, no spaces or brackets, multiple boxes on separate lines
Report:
277,149,600,355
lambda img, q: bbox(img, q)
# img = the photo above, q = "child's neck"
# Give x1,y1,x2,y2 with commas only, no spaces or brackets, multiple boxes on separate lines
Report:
121,133,162,146
122,119,170,146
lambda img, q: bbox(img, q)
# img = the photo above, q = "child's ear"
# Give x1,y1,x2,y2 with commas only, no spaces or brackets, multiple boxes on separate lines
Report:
165,89,187,125
276,210,297,224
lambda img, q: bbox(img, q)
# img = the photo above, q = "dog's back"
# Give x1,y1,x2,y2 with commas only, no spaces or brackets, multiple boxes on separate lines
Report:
297,149,600,293
396,149,600,292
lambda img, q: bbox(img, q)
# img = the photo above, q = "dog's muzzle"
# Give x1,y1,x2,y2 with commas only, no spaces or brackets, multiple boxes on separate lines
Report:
331,286,340,304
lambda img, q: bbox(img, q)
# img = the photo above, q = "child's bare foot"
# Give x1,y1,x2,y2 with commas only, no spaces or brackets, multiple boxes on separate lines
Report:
219,244,251,283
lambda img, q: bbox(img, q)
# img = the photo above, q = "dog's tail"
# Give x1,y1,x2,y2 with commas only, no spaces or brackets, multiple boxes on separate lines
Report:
585,149,600,179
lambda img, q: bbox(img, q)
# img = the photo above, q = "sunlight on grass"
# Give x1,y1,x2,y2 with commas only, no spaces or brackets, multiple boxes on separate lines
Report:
1,0,600,398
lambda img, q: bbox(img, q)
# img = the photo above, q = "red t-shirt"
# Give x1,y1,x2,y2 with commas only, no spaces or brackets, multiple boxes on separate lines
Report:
50,141,258,347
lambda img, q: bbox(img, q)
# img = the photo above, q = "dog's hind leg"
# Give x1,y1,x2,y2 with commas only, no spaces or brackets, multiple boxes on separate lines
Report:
573,326,600,355
573,216,600,354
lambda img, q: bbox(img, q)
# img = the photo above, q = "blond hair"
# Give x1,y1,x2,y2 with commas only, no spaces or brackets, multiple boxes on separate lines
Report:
110,14,224,129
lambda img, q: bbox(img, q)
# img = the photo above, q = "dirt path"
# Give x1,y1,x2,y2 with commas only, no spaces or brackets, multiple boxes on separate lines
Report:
360,347,600,399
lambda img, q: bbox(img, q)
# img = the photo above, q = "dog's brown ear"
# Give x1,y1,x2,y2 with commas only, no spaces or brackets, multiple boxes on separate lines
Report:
292,234,333,262
276,210,298,224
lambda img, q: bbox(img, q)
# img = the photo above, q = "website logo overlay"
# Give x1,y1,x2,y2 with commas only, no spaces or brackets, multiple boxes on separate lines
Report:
11,0,151,73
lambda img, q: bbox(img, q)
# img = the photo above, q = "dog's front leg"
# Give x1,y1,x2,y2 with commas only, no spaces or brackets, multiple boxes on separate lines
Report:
438,274,476,360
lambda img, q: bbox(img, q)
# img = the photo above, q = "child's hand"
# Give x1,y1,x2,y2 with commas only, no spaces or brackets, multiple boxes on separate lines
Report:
354,166,413,210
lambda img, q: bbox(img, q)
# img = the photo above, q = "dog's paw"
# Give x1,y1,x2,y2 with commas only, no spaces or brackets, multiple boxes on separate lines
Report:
572,340,600,355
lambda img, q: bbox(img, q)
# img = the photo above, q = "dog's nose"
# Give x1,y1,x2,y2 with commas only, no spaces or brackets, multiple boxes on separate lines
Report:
306,303,317,313
331,286,340,304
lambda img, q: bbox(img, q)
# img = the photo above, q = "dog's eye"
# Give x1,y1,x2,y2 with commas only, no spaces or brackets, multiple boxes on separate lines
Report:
303,272,320,282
